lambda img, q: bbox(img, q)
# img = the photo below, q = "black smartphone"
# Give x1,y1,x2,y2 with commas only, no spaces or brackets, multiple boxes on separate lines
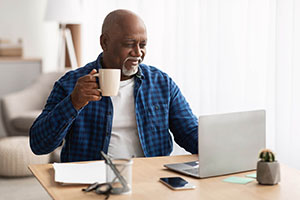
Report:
159,177,196,190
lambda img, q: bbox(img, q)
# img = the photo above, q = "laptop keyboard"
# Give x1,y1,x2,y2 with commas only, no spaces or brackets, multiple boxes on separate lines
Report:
185,161,199,167
183,167,199,175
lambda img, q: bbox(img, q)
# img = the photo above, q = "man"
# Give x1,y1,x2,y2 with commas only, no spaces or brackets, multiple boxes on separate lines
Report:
30,9,198,162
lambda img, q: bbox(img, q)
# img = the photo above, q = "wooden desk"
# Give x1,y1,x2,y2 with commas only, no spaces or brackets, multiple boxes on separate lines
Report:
29,155,300,200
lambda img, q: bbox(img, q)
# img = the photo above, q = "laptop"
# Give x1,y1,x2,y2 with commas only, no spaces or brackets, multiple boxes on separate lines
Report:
164,110,266,178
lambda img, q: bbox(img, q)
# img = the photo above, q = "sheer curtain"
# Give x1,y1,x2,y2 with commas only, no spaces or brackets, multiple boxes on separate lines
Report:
275,0,300,169
81,0,300,168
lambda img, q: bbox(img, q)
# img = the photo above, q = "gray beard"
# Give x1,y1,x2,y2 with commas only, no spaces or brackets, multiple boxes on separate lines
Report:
122,57,142,76
122,64,138,76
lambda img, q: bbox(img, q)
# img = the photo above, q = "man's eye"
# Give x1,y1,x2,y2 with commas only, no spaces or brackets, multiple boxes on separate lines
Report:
124,43,134,47
140,44,146,48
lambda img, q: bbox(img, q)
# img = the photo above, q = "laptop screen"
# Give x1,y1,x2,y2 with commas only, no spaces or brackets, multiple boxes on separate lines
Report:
198,110,266,177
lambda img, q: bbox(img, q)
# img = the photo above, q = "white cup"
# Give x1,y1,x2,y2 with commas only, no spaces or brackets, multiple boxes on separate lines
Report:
93,69,120,96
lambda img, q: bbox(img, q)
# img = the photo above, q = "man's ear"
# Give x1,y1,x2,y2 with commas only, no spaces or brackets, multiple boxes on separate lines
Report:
100,34,108,51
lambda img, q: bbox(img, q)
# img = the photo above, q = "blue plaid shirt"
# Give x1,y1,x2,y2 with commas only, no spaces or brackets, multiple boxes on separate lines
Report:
30,54,198,162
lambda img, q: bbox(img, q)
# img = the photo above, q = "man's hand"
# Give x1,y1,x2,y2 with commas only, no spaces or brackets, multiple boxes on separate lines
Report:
70,69,101,110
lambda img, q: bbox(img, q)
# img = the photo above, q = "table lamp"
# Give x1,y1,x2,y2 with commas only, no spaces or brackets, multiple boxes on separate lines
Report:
45,0,82,71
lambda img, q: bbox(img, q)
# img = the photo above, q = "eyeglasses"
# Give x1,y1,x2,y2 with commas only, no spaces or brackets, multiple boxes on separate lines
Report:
82,182,112,200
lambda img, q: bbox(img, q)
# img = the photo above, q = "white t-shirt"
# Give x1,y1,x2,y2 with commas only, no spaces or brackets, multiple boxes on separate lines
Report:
107,77,144,159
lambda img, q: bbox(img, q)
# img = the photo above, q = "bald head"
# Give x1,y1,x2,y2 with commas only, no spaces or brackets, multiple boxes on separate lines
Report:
102,9,146,35
100,9,147,80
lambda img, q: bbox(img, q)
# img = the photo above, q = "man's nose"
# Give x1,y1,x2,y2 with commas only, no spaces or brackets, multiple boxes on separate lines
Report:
132,45,143,57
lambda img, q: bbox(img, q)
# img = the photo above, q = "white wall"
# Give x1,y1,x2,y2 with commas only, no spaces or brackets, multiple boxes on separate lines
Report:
0,0,59,137
0,0,58,72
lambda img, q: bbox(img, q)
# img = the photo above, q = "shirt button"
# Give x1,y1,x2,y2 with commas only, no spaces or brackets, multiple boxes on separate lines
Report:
107,111,112,115
155,106,159,110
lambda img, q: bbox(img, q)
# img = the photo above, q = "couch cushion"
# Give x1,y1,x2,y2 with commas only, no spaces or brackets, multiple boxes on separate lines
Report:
0,136,50,177
11,110,42,132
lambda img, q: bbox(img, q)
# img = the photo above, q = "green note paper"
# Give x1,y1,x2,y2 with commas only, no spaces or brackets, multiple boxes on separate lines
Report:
245,173,256,178
223,177,254,184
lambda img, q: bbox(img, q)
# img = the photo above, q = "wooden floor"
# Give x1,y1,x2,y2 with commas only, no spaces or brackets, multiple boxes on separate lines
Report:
0,176,51,200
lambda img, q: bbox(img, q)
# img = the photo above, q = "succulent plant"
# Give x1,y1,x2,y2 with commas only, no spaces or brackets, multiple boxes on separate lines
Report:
259,149,275,162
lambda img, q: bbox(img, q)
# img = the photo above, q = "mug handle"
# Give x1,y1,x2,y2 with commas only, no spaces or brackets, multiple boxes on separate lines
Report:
92,73,102,94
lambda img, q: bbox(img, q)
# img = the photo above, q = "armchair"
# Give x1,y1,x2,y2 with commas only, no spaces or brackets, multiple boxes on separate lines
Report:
1,72,64,137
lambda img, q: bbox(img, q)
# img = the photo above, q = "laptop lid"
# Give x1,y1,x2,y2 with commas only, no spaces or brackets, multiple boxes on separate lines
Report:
164,110,266,178
198,110,266,177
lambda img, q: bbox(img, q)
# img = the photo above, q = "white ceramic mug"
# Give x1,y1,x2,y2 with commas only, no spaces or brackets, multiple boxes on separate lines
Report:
93,69,121,96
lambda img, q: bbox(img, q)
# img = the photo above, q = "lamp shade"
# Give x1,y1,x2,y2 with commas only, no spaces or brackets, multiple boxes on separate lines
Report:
44,0,82,24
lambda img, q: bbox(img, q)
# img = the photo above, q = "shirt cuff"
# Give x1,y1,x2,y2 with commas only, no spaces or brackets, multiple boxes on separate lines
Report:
56,94,82,121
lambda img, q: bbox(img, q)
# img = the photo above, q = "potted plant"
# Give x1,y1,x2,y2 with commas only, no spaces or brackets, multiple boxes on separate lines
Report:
256,149,280,185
